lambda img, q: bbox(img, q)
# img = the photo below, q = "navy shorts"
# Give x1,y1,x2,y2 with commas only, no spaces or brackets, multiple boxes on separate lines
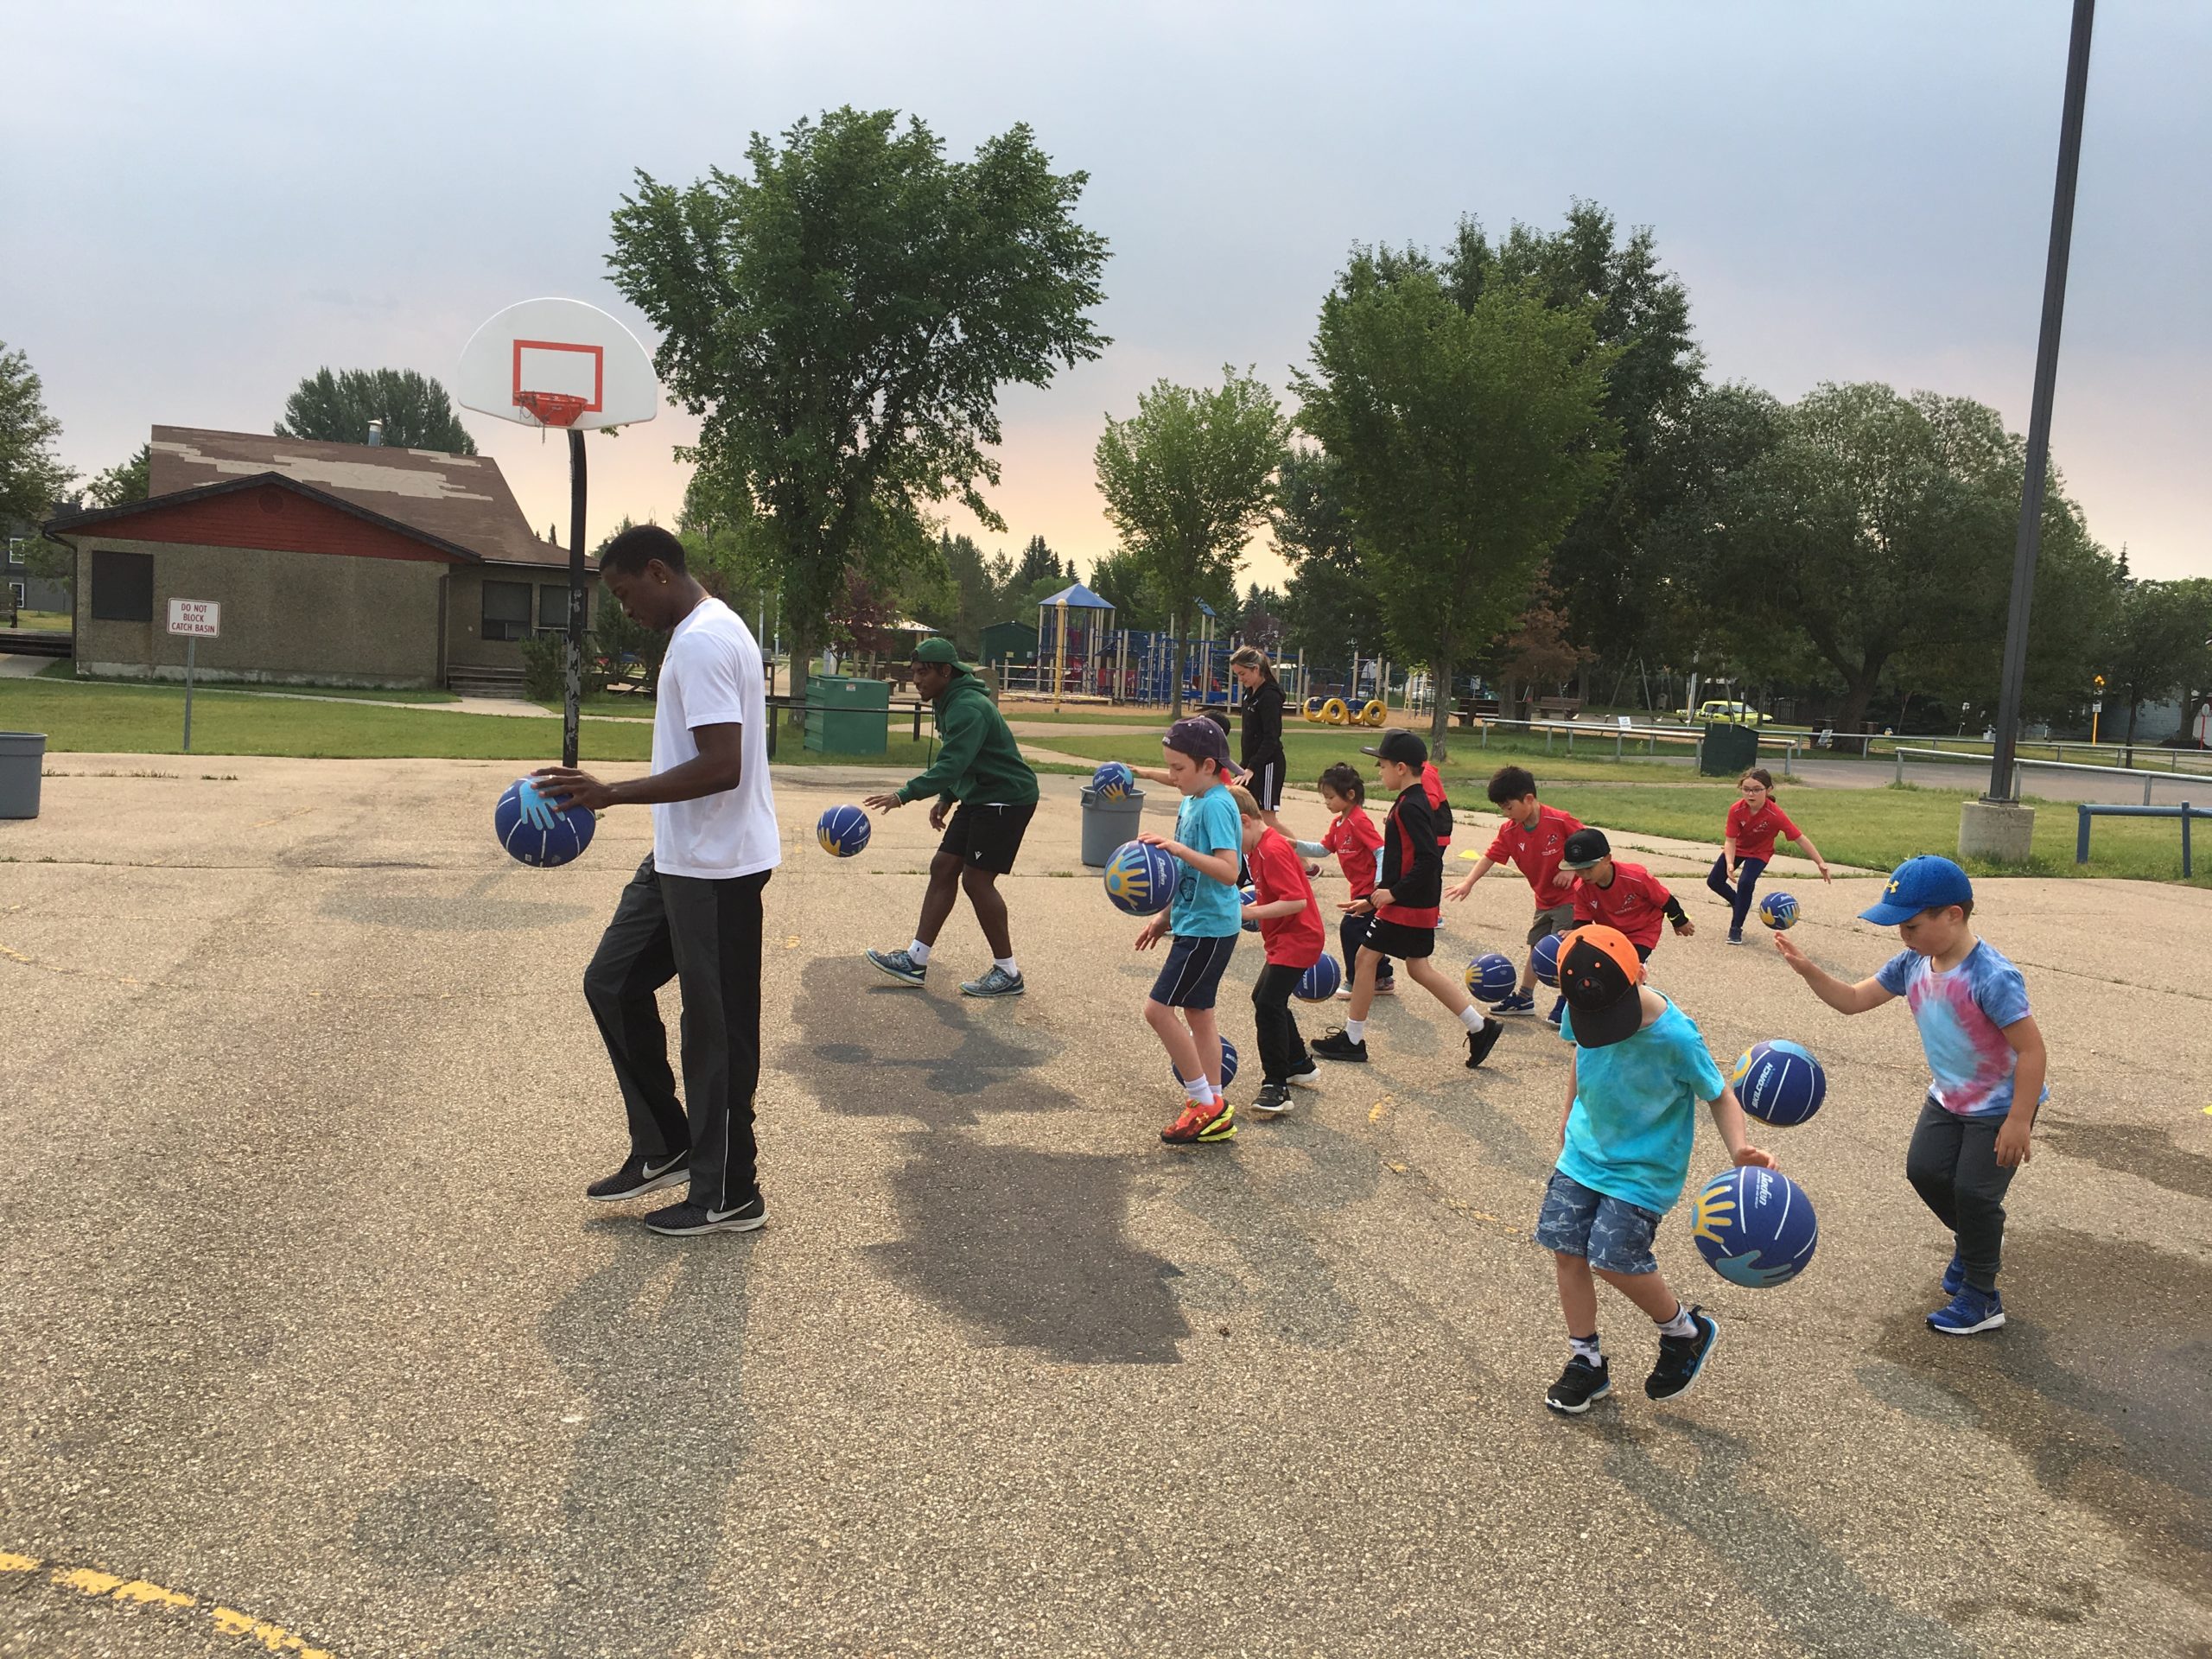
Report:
1149,933,1238,1010
1534,1169,1662,1275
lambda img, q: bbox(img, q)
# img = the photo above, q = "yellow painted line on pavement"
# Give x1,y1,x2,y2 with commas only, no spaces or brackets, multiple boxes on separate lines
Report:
2,1548,339,1656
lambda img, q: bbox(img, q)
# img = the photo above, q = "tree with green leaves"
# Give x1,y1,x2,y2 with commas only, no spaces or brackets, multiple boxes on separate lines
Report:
1085,549,1165,632
1272,446,1387,671
1,342,73,529
276,368,477,453
86,442,151,507
608,106,1109,713
1094,366,1290,715
2101,576,2212,762
1014,533,1069,589
1294,257,1618,758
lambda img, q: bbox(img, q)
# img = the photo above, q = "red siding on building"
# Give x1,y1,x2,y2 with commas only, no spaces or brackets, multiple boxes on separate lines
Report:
90,485,463,563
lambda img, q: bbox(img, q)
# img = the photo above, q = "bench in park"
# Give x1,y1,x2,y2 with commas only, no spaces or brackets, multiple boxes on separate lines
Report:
1533,696,1583,720
2075,802,2205,878
1452,696,1502,728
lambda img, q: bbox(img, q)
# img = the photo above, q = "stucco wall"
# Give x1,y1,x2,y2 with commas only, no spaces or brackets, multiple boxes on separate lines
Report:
448,566,594,671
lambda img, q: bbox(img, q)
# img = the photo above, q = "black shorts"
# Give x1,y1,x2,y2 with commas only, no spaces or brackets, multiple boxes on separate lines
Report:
1358,917,1436,961
1149,933,1238,1009
938,802,1035,875
1243,751,1287,811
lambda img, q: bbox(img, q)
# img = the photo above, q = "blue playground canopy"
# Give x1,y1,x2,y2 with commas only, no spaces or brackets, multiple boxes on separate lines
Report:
1042,582,1116,611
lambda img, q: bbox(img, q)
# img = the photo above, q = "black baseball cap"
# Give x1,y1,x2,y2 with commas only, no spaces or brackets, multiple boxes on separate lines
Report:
1164,715,1231,768
1360,729,1427,766
1560,829,1611,870
1556,925,1647,1048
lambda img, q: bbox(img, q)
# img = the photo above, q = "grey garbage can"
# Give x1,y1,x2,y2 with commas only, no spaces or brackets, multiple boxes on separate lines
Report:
1079,785,1146,868
0,732,47,819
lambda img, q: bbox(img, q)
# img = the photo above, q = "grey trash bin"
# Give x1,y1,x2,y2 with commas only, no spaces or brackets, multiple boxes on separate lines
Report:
1079,785,1146,868
0,732,47,820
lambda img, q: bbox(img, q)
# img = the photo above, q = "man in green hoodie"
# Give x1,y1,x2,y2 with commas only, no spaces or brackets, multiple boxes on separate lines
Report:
863,636,1041,998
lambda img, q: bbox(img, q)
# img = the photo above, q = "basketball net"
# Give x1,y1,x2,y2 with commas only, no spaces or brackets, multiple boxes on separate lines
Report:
515,391,588,429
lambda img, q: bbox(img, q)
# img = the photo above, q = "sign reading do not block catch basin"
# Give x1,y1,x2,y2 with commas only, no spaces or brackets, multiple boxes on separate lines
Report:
167,599,221,637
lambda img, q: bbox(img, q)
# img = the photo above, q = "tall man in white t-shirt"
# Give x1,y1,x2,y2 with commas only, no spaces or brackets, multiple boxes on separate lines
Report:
534,525,781,1236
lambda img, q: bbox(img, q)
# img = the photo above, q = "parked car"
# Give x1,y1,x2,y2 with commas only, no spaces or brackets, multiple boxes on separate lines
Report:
1688,699,1766,727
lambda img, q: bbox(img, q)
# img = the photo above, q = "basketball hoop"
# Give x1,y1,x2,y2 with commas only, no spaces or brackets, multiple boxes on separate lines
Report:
515,390,589,428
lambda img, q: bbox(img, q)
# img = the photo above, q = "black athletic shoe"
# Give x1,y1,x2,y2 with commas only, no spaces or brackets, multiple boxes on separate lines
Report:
1249,1082,1294,1118
1466,1016,1505,1069
1545,1355,1612,1415
643,1193,767,1236
1645,1306,1719,1401
585,1149,690,1203
1311,1030,1369,1064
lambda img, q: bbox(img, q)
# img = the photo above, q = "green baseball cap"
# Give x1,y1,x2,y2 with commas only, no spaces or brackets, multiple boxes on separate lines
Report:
913,637,969,672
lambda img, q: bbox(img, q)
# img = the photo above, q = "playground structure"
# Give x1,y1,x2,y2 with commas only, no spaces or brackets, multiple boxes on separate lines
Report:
1302,694,1389,728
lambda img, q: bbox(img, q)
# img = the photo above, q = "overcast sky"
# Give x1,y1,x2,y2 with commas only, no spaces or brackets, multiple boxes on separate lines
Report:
7,1,2207,587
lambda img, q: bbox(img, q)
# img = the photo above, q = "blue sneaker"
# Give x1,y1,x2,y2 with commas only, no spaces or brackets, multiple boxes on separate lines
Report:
1941,1250,1965,1297
960,964,1025,999
1927,1285,2005,1336
1545,996,1566,1028
1493,991,1536,1015
866,947,926,987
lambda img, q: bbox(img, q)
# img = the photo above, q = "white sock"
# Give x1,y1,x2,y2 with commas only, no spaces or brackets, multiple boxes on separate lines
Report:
1345,1018,1366,1043
1180,1075,1213,1104
1657,1301,1698,1338
1570,1333,1603,1366
994,957,1019,976
907,939,931,965
1457,1005,1486,1032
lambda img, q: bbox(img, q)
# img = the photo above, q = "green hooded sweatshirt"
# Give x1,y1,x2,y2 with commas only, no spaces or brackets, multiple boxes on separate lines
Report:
896,673,1039,807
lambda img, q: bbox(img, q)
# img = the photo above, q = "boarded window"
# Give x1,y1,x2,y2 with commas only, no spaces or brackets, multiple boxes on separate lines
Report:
91,550,154,622
538,582,586,631
482,580,532,642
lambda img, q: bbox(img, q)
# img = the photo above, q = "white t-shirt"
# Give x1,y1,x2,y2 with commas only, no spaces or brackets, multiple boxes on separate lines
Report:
651,596,780,880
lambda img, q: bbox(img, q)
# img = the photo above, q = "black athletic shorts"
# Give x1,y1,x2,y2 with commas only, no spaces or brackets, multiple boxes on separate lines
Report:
1358,917,1436,961
938,802,1036,875
1243,751,1287,812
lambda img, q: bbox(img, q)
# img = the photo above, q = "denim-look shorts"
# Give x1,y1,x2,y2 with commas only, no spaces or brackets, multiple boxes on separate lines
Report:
1534,1168,1662,1276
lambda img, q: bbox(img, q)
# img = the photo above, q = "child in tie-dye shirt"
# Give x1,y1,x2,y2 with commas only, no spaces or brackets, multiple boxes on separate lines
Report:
1774,856,2047,1338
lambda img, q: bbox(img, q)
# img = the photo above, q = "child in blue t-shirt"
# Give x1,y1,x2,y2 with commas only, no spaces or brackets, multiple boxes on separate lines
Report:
1776,855,2047,1336
1134,717,1246,1147
1536,925,1773,1416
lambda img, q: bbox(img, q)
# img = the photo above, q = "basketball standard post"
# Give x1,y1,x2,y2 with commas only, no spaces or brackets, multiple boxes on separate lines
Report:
564,428,587,767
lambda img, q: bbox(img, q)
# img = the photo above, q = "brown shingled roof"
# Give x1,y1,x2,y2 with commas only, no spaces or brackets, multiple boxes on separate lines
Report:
147,426,575,569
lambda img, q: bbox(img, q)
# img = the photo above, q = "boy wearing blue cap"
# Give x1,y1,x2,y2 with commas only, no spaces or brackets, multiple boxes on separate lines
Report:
1774,856,2048,1334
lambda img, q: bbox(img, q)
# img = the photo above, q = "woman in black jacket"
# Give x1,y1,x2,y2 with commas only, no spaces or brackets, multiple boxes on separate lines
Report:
1230,646,1288,833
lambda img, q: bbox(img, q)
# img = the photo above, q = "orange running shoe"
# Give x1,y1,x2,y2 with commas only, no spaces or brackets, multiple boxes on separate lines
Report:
1160,1099,1236,1144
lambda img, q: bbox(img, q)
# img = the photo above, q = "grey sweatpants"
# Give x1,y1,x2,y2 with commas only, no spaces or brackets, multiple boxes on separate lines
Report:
584,856,770,1213
1904,1094,2022,1293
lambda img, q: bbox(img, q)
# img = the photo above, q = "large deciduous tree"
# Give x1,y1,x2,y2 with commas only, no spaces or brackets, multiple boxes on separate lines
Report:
1093,366,1291,715
276,367,477,453
2101,575,2212,761
1,342,73,528
1294,257,1618,758
608,107,1109,711
1273,446,1388,672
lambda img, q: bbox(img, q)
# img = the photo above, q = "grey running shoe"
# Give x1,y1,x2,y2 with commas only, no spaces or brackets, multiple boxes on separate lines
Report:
867,947,926,987
960,964,1026,999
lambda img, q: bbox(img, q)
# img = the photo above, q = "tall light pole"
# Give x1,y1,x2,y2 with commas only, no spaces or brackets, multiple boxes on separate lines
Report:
1966,0,2095,860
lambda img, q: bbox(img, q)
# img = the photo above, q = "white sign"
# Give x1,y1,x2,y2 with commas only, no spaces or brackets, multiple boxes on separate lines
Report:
2195,702,2210,747
1618,715,1633,730
167,599,220,638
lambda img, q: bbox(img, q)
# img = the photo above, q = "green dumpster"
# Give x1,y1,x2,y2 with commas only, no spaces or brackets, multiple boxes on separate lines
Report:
1699,721,1761,779
804,675,891,755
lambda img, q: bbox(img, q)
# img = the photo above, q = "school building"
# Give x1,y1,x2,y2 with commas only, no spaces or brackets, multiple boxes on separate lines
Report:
41,427,588,695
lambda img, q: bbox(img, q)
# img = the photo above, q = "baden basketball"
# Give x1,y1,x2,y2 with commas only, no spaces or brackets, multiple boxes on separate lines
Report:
1168,1036,1239,1090
1091,761,1135,804
1532,930,1564,987
1691,1166,1819,1288
1758,891,1800,930
1297,953,1344,1001
817,804,872,858
494,777,594,868
1732,1039,1827,1128
1103,840,1178,915
1465,951,1517,1002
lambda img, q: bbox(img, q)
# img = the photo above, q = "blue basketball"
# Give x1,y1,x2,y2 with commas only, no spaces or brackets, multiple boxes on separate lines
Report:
1731,1039,1827,1128
494,777,595,868
1532,930,1565,987
1103,840,1178,915
1168,1036,1239,1090
1091,761,1135,804
1758,891,1800,931
1240,886,1262,932
1465,951,1517,1002
1691,1166,1819,1288
817,804,872,858
1296,952,1344,1001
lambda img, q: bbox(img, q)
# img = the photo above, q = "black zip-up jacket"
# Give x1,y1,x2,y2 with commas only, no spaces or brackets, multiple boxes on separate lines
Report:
1240,678,1285,768
1376,783,1443,926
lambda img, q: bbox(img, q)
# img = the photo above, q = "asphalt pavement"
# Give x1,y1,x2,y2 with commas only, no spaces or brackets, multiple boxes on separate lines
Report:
2,756,2208,1658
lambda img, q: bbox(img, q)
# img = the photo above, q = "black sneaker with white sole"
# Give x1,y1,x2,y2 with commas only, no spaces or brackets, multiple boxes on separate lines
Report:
643,1193,767,1236
1466,1017,1505,1069
1311,1030,1369,1064
1249,1082,1294,1117
1545,1355,1612,1414
1645,1306,1719,1401
585,1149,691,1203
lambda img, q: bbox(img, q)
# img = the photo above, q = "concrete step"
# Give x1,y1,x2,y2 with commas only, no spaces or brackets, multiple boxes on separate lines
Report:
0,629,72,658
448,667,528,700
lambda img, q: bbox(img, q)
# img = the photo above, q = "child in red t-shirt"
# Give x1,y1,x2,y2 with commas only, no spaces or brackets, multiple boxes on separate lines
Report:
1446,765,1584,1022
1560,828,1694,961
1316,762,1395,997
1236,785,1326,1117
1707,768,1832,944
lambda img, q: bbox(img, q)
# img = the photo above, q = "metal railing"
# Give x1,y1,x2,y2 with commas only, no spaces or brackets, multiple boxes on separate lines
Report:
1447,714,1798,777
1891,746,2196,806
1866,731,2212,772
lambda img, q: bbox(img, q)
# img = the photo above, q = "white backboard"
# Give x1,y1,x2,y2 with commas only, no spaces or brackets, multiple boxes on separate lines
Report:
167,599,220,637
457,298,659,431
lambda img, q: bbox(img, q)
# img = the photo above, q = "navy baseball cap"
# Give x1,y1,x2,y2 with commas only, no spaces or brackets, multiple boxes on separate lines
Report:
1164,715,1231,768
1859,855,1974,925
1360,729,1427,766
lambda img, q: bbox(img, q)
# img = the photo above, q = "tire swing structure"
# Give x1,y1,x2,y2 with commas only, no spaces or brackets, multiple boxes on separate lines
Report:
1353,698,1388,728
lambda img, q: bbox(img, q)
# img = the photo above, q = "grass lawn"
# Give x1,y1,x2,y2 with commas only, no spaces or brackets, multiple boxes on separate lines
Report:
35,659,459,703
9,610,71,632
